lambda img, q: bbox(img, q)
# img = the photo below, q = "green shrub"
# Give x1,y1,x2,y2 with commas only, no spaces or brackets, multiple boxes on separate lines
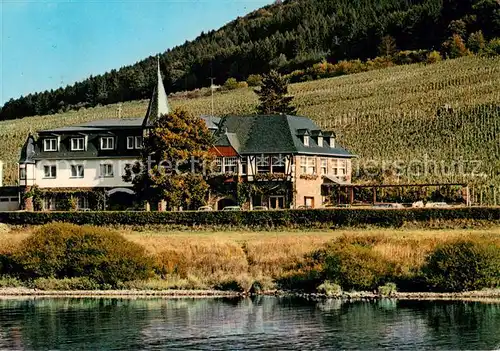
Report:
467,31,486,53
443,34,470,58
246,74,262,86
317,280,342,297
485,38,500,56
15,223,153,286
427,51,442,64
277,248,328,291
223,78,239,90
324,244,395,291
423,240,500,292
32,277,101,290
237,81,248,89
0,275,23,288
378,282,397,296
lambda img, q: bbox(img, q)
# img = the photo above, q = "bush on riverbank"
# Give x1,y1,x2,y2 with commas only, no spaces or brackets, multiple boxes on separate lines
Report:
8,223,153,287
423,240,500,292
323,243,395,291
278,234,500,293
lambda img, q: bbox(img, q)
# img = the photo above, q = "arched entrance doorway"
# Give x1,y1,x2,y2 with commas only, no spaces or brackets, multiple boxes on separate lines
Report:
217,197,237,210
105,188,136,210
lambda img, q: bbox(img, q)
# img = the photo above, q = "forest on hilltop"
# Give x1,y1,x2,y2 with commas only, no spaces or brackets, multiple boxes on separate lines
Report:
1,0,499,121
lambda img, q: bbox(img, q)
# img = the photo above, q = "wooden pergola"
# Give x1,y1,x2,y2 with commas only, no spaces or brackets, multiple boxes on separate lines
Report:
322,182,470,206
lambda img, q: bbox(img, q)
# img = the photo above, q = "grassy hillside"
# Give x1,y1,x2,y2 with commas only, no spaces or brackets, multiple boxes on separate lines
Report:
2,56,500,203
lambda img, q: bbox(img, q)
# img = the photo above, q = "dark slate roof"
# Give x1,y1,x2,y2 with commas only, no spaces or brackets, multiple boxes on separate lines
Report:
27,121,144,160
78,118,144,128
215,132,241,152
215,114,354,157
201,115,222,130
40,118,144,133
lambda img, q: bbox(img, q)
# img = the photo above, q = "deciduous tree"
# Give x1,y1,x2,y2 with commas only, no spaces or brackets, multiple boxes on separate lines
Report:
123,108,214,210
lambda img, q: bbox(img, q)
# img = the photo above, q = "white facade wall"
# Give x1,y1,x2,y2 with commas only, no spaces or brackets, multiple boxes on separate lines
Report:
33,158,139,188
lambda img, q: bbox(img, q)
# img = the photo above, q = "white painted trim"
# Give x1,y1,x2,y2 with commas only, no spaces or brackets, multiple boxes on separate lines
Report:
100,137,115,150
106,188,135,196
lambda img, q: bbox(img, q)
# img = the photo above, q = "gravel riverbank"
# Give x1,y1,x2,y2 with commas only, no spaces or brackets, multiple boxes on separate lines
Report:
1,288,500,301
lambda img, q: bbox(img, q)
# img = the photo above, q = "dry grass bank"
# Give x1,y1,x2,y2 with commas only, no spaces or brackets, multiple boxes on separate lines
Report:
2,226,500,291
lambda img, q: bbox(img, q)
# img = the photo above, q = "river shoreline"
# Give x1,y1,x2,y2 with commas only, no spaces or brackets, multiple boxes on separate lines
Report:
1,287,500,301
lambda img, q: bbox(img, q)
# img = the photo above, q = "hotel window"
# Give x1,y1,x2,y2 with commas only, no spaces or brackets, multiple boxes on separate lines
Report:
317,136,323,147
100,137,115,150
224,157,238,174
321,158,328,175
100,164,114,178
307,157,316,175
303,135,310,147
256,155,270,174
135,136,143,149
332,159,347,176
127,136,135,149
329,137,335,148
71,137,85,151
214,157,223,174
43,165,57,179
20,167,26,180
43,196,56,211
43,138,58,152
271,154,286,174
77,196,88,210
300,157,307,174
240,157,247,175
70,165,84,178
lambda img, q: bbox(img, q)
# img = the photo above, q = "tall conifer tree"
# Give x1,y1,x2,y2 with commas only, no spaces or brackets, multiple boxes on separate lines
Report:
254,70,297,115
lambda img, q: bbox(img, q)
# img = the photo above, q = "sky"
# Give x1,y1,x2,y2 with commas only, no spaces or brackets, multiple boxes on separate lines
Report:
0,0,272,106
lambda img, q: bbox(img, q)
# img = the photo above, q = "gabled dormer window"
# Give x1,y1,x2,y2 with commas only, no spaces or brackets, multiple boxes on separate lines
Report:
135,136,143,149
127,136,143,149
43,138,58,152
330,137,335,148
71,137,85,151
101,137,115,150
303,135,310,147
318,136,323,147
127,136,134,150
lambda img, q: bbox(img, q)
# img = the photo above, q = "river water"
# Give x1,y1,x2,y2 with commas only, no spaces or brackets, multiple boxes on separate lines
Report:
0,297,499,350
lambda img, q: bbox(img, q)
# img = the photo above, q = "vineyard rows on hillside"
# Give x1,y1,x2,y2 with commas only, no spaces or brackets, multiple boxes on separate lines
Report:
1,56,499,203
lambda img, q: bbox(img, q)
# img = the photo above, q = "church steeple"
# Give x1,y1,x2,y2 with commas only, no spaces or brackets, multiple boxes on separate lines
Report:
143,56,169,127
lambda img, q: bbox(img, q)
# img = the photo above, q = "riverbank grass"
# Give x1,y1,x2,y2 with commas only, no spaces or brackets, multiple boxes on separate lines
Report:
1,224,500,294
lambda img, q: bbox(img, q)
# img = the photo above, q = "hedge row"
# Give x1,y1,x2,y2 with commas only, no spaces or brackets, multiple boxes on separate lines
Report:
1,207,499,227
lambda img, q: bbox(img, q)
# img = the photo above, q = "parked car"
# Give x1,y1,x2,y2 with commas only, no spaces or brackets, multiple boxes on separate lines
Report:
197,205,213,211
425,202,451,208
125,207,145,211
373,203,405,209
252,206,268,211
222,206,241,211
296,205,312,210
